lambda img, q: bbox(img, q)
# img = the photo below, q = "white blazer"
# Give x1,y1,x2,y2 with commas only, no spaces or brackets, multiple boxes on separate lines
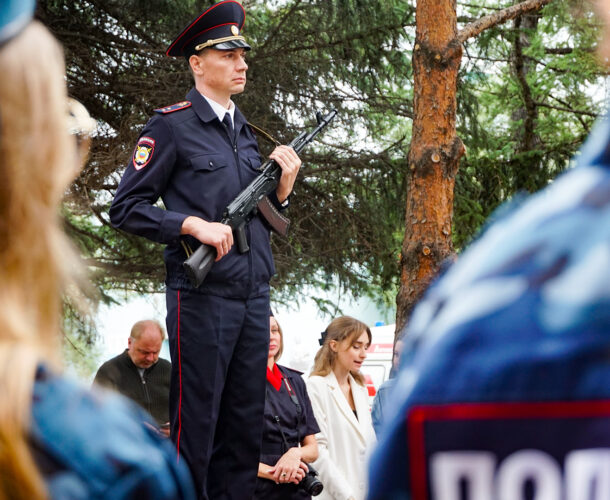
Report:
306,371,376,500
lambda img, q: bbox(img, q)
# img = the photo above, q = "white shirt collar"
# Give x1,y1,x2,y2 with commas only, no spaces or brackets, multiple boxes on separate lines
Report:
201,94,235,126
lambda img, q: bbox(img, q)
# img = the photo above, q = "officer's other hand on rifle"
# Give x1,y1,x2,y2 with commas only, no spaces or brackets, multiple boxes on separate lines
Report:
270,145,302,203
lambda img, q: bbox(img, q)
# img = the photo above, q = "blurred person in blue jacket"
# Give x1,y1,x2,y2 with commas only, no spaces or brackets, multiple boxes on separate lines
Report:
0,2,194,498
368,1,610,499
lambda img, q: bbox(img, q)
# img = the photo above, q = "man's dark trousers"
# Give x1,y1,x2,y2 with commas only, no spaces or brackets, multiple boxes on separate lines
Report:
166,286,269,500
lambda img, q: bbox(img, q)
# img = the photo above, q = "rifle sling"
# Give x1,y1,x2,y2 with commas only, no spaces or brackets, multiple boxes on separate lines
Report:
247,122,281,147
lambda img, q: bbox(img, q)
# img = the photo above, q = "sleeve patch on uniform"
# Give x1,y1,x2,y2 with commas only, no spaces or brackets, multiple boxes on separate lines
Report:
154,101,192,114
133,136,155,170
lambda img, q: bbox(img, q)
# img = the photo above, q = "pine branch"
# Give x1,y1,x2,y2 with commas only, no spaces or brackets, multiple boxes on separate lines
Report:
535,100,598,118
545,46,595,55
458,0,554,43
259,0,303,52
457,2,505,11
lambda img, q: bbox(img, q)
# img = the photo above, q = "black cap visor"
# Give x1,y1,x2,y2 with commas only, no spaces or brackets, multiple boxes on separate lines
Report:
212,39,251,51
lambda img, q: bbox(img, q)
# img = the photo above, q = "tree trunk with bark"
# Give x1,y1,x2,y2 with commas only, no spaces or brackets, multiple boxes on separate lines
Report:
511,11,544,192
395,0,554,334
396,0,464,332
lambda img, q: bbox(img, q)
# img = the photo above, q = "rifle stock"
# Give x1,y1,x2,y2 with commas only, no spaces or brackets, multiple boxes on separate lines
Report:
183,242,216,287
183,109,337,287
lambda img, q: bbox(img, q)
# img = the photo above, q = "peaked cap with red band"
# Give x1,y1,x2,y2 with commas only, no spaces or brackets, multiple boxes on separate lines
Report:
166,0,250,58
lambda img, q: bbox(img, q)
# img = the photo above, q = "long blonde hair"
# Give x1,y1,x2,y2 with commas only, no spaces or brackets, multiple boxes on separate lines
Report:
0,21,84,499
311,316,371,386
270,315,284,362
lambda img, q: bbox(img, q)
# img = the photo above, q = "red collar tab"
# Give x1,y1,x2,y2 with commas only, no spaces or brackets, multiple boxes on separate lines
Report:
154,101,192,114
266,363,283,391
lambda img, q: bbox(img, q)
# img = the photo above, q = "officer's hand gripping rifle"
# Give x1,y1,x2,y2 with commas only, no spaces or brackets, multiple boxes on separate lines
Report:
183,109,337,287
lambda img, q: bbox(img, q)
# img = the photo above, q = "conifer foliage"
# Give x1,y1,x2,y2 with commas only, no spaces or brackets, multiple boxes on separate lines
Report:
36,1,604,327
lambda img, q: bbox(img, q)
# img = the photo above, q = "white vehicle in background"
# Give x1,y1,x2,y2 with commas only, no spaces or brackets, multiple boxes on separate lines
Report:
361,323,396,400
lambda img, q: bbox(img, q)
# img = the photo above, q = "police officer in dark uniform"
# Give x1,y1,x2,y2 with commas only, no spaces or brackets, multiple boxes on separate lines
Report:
109,2,301,499
255,314,320,500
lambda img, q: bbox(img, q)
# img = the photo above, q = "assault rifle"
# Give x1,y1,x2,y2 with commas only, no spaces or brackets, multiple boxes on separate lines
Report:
183,109,337,287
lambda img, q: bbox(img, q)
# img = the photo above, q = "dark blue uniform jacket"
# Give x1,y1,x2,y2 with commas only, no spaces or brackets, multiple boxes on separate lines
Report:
261,366,320,453
255,365,320,500
110,88,275,298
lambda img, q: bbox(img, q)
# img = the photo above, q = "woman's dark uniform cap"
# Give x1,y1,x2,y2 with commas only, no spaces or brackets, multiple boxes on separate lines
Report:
0,0,35,47
166,0,251,58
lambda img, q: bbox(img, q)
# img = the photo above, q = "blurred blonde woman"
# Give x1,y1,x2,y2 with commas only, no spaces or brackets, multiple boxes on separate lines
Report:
306,316,376,500
0,2,194,498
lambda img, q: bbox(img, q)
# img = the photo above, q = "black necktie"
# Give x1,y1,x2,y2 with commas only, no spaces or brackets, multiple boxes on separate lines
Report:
222,112,234,143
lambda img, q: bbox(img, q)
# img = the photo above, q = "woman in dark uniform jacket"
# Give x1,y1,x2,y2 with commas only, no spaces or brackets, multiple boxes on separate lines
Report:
254,315,320,499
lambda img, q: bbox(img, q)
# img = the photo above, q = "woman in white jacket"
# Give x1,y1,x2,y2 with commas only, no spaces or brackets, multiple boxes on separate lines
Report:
306,316,376,500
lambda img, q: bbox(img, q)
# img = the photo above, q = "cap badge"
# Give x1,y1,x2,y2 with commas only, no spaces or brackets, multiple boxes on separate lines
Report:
231,25,239,36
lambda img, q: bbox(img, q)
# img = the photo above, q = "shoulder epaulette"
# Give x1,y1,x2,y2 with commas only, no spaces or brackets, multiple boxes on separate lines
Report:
154,101,192,114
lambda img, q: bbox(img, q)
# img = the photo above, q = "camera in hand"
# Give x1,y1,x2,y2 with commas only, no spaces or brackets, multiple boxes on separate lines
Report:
299,463,323,496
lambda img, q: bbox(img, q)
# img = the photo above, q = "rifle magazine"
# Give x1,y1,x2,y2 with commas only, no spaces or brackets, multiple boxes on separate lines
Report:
257,196,290,237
